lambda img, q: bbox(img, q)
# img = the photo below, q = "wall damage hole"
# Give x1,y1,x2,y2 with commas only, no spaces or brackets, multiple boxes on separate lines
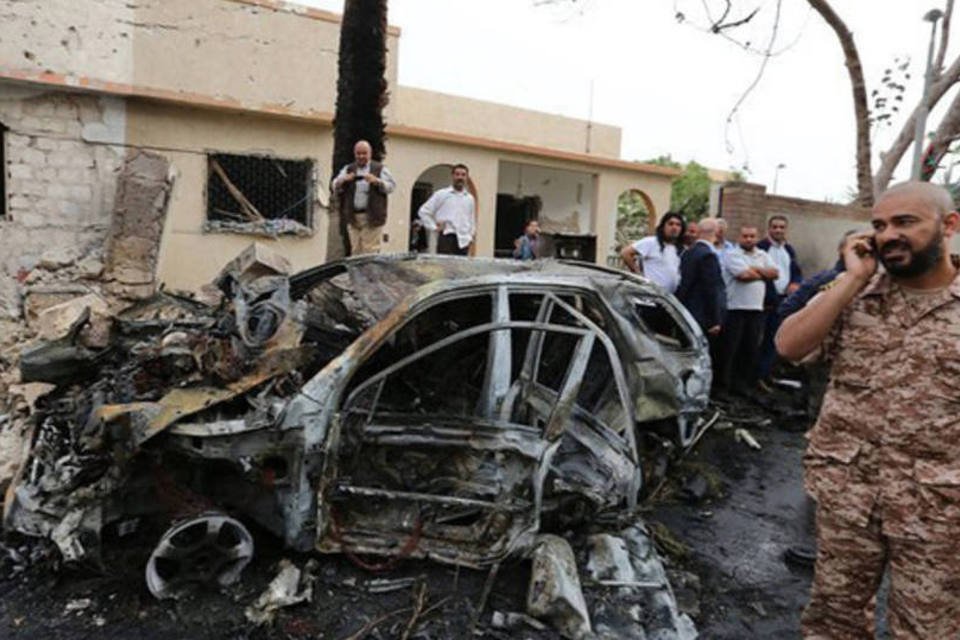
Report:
206,153,313,236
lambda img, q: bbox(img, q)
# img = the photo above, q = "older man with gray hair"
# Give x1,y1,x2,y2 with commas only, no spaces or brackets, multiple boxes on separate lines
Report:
332,140,397,255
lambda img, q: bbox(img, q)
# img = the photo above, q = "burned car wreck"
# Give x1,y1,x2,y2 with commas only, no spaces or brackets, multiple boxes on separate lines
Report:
3,253,710,613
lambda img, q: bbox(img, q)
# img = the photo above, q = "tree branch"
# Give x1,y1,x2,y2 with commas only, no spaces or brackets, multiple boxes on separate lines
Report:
934,0,955,78
807,0,874,206
874,52,960,192
923,87,960,176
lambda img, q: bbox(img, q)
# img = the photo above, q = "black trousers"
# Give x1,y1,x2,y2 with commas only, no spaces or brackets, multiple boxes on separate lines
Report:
758,295,787,379
437,233,468,256
720,309,764,392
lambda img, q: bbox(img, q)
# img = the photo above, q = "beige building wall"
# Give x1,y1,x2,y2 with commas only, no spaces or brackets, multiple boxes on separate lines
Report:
380,136,500,256
124,100,333,291
383,137,674,262
392,87,621,159
595,169,673,259
1,0,399,120
0,0,682,299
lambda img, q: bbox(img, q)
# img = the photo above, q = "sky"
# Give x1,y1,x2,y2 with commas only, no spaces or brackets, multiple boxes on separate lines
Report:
298,0,960,203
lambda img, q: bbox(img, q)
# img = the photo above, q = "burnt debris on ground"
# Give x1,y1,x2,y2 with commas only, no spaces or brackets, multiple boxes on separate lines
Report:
0,250,727,638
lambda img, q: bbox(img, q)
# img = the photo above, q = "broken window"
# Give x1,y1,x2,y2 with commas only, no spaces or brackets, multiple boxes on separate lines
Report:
205,153,314,237
323,286,638,562
632,297,693,349
348,292,495,391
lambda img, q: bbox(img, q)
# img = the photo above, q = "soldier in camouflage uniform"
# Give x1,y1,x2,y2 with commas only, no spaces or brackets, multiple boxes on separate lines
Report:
777,181,960,639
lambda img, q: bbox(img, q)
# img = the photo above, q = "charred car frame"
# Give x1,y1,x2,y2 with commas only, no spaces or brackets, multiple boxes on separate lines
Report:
3,254,710,596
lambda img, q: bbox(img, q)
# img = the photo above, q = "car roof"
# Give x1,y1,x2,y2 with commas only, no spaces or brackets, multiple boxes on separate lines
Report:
291,253,647,294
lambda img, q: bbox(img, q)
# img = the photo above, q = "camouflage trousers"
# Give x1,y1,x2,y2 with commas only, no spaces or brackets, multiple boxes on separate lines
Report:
802,507,960,639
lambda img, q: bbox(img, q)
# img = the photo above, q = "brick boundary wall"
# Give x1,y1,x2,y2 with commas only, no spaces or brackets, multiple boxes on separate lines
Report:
717,182,871,232
717,182,872,273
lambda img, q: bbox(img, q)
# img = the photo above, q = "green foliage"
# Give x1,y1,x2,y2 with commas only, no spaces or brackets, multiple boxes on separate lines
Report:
616,190,651,249
670,161,711,221
643,157,713,222
615,158,714,250
647,154,683,169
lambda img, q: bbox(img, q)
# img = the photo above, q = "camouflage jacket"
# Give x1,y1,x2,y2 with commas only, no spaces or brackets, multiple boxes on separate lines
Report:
805,259,960,541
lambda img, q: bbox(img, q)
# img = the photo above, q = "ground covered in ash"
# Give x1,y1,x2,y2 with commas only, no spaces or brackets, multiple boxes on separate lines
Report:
0,392,817,639
651,394,816,639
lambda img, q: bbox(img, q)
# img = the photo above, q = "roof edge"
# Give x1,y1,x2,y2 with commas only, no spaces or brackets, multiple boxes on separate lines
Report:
0,69,680,178
224,0,402,36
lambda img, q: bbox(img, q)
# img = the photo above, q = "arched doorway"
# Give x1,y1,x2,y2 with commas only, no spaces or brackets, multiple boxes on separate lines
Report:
615,188,656,250
408,164,479,253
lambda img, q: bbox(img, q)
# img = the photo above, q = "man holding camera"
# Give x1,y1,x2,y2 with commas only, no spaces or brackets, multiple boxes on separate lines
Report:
777,181,960,638
333,140,397,255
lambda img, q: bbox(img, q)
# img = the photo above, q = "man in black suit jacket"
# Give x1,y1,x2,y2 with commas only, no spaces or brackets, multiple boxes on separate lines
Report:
675,217,725,338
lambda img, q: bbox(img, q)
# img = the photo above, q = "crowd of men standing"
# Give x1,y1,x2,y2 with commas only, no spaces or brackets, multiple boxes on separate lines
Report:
621,211,803,397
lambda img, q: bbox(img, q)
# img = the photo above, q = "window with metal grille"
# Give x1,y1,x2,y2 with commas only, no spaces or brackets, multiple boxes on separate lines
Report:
206,153,313,235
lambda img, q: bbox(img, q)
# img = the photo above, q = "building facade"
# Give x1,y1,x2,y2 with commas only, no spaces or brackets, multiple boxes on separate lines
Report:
0,0,678,317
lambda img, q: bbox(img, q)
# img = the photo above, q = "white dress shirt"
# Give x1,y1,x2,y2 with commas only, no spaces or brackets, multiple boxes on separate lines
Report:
417,186,476,249
724,246,777,311
766,241,792,295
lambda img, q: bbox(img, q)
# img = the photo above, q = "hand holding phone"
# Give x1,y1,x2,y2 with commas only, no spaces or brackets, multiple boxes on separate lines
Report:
844,232,879,282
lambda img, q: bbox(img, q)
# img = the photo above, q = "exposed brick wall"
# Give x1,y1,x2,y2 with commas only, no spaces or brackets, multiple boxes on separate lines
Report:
718,182,871,229
718,182,872,272
0,89,124,319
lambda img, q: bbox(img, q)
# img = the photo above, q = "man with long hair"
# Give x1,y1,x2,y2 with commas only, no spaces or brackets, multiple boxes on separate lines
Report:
620,212,686,293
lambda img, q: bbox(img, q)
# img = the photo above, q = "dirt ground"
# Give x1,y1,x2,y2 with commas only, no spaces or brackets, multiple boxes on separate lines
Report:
651,396,816,639
0,391,820,639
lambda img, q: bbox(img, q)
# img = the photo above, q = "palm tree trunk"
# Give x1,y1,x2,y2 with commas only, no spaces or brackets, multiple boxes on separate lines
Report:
327,0,390,259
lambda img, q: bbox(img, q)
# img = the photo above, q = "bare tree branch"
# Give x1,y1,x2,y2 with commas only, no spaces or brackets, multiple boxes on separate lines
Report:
934,0,955,78
724,0,783,161
926,87,960,167
714,7,759,32
711,0,732,29
807,0,874,206
874,52,960,191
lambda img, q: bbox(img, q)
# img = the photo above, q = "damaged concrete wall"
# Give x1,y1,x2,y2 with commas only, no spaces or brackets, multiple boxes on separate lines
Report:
104,150,172,300
125,101,331,292
0,88,125,320
0,0,400,121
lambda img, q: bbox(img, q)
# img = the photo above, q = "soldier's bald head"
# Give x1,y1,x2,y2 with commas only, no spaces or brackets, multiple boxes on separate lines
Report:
878,181,955,218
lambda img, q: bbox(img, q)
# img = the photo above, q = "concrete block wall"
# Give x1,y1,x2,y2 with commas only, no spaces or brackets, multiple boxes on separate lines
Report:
0,89,124,319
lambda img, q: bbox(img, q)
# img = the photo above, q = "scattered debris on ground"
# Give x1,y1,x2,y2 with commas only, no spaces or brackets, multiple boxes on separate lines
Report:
0,251,727,638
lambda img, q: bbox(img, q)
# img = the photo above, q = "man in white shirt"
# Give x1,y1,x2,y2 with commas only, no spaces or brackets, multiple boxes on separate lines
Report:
620,212,685,293
757,215,803,384
418,164,476,256
719,225,779,395
332,140,397,255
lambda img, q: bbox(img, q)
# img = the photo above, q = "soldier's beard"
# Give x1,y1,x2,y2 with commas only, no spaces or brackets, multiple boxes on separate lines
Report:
879,230,943,278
